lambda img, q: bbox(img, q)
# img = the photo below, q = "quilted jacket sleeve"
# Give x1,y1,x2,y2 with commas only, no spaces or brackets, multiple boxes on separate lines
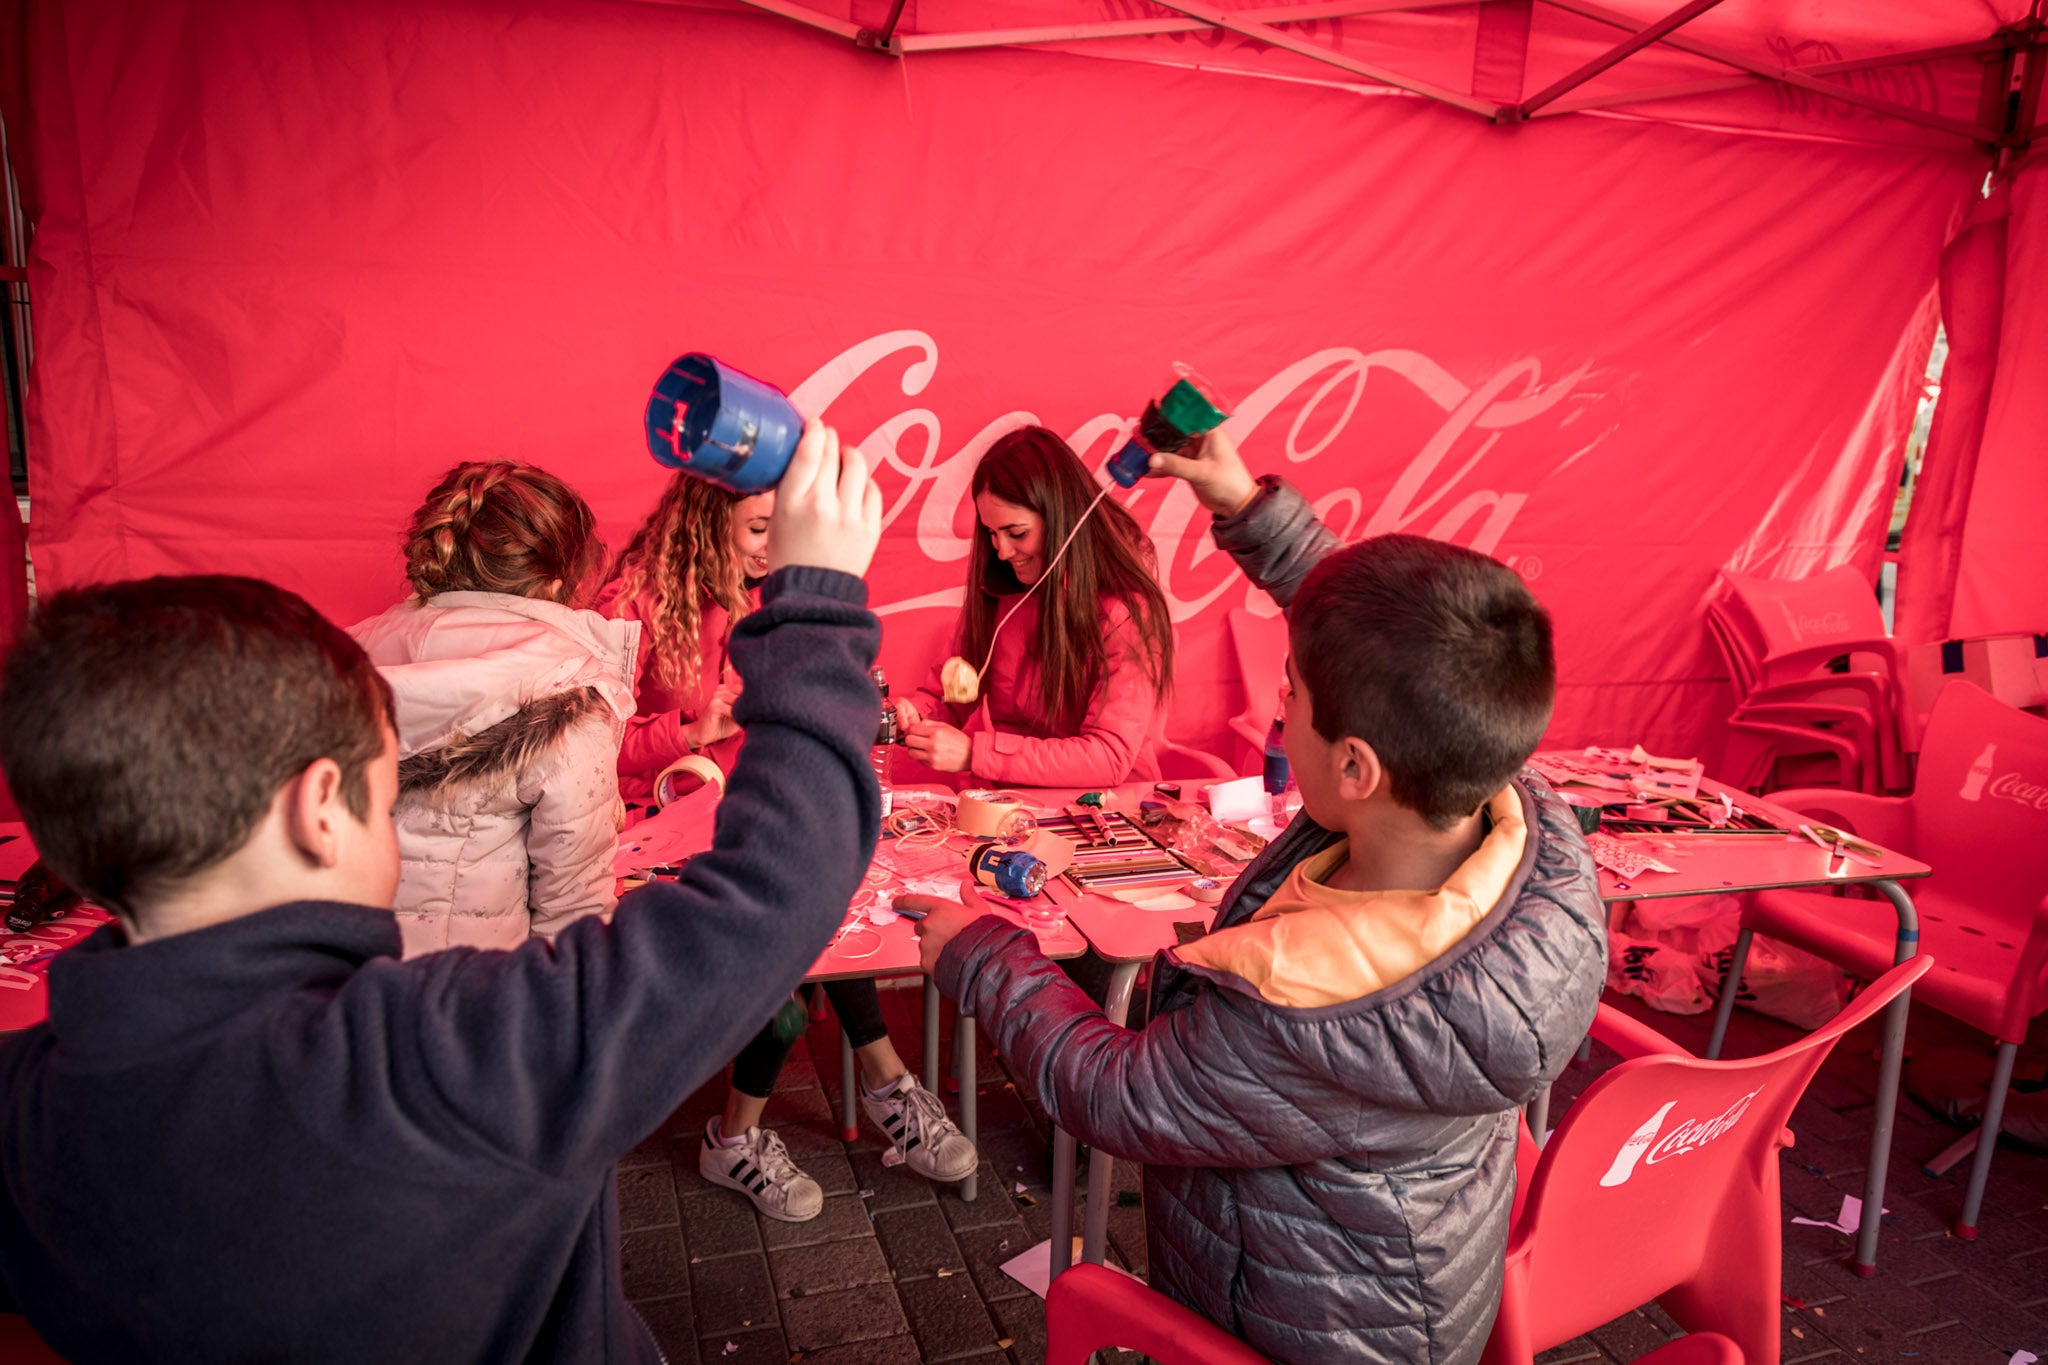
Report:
935,919,1369,1168
1208,476,1343,610
518,712,623,939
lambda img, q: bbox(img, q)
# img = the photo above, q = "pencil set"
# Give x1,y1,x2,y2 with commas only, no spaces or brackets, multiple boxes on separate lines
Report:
1033,811,1194,892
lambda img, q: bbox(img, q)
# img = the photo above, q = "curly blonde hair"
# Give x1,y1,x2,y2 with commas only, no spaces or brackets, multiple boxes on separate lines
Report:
607,473,753,697
403,461,603,606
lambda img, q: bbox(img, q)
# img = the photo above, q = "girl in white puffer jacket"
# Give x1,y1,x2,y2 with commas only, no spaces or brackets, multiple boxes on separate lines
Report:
352,461,640,957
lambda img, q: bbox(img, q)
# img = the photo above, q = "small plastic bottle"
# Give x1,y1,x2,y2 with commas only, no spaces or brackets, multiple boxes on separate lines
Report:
1263,701,1292,825
870,667,896,816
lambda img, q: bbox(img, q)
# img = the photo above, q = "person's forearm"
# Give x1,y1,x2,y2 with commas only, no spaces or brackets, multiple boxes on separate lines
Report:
1208,476,1343,610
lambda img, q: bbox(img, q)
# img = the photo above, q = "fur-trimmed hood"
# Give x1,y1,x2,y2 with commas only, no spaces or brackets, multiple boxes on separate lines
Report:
352,591,641,774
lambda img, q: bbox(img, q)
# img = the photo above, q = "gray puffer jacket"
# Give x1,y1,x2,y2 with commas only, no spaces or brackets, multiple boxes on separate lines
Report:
934,478,1607,1363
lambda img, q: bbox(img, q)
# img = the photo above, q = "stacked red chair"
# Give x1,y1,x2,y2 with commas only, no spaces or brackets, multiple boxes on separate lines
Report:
1707,680,2048,1241
1486,958,1929,1365
1708,566,1913,794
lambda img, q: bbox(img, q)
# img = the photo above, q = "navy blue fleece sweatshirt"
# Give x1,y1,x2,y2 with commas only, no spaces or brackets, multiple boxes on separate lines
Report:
0,567,880,1363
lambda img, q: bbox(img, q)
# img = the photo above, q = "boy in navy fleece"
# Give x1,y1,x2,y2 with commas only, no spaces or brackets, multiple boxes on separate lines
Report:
0,424,883,1363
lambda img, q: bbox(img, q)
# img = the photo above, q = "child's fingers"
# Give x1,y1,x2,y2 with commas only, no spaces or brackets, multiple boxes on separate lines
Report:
834,442,871,516
781,420,829,502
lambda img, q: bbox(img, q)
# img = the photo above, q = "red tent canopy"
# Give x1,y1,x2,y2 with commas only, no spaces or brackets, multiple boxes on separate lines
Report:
2,0,2042,760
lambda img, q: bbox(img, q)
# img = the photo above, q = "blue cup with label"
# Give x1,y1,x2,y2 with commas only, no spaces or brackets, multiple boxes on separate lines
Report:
969,842,1048,898
644,353,804,492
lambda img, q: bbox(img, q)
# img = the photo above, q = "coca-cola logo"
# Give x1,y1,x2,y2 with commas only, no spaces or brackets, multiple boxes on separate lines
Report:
788,331,1605,623
1599,1088,1761,1188
1642,1089,1761,1168
1987,773,2048,814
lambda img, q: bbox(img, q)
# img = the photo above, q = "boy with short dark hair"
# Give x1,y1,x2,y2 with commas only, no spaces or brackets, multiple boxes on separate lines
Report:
910,430,1607,1365
0,426,886,1363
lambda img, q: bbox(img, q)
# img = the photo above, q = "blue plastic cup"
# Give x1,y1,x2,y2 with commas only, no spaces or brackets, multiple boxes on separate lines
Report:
643,353,804,492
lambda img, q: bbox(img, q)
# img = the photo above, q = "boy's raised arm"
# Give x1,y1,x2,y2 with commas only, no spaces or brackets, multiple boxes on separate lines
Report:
1150,426,1341,611
351,424,891,1176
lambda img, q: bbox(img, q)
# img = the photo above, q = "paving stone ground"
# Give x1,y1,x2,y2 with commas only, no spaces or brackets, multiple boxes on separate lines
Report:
620,976,2048,1365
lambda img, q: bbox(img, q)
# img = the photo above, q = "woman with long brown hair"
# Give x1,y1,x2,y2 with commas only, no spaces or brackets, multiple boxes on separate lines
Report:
600,471,979,1225
894,425,1175,786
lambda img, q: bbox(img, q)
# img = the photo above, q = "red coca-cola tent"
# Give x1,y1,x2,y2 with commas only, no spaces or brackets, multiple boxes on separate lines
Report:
0,0,2042,763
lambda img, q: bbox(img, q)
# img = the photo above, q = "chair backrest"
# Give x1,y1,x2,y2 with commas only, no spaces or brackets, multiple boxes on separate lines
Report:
1227,607,1289,735
1503,957,1930,1349
1909,680,2048,917
1721,566,1889,665
1045,1263,1270,1365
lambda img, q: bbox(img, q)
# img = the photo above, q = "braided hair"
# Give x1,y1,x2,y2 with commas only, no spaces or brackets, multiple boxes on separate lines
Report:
402,461,603,606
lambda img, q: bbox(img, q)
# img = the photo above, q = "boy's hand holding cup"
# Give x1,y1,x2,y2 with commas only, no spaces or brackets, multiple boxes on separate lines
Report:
767,420,883,578
1148,424,1259,518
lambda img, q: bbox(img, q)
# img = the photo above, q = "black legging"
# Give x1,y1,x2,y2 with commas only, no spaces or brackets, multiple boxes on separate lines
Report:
729,978,891,1099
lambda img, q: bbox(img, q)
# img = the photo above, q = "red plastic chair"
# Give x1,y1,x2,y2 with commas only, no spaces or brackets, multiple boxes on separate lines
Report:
1045,1263,1268,1365
1708,681,2048,1239
1714,569,1914,783
0,1316,66,1363
1485,958,1931,1365
1226,607,1288,768
1708,591,1902,792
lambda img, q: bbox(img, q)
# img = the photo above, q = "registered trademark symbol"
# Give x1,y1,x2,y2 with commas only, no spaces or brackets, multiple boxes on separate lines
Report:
1518,556,1544,581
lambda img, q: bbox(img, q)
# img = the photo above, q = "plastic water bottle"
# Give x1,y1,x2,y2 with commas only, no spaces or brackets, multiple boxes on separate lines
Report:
870,667,896,816
1263,703,1291,824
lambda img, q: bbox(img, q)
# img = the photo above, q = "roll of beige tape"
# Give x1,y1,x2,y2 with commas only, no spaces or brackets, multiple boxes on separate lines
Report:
956,788,1028,839
940,656,981,705
653,754,727,809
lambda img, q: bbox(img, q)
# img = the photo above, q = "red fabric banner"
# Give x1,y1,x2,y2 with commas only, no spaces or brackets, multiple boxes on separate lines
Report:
1948,155,2048,642
15,0,1981,761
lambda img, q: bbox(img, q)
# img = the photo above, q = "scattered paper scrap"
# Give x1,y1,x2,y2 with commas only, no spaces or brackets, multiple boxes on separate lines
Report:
2009,1353,2039,1365
721,1343,737,1357
1790,1194,1886,1235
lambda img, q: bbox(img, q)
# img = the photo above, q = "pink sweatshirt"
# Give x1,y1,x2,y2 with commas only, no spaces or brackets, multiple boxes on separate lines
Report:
905,593,1163,788
596,578,753,799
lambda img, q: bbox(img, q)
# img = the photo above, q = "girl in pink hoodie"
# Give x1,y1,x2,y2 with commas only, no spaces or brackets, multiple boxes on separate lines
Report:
893,426,1176,788
601,472,979,1225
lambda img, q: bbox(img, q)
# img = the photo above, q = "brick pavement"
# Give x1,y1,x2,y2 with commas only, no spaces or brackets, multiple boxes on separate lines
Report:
622,977,2048,1365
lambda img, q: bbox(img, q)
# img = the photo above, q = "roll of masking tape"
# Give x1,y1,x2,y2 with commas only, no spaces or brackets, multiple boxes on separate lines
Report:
956,788,1030,839
653,754,727,809
941,656,981,705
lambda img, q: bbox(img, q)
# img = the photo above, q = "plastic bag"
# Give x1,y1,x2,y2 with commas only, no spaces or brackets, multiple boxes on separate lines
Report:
1698,933,1849,1031
1606,929,1711,1014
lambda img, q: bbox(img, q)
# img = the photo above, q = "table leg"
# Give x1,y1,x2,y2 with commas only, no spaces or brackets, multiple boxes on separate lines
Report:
1080,962,1142,1265
1853,879,1920,1277
924,978,942,1094
1525,1086,1550,1145
840,1024,858,1142
957,1010,978,1202
1705,927,1754,1060
1050,1128,1078,1278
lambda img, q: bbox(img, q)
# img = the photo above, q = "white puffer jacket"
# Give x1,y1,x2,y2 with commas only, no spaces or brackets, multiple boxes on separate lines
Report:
352,591,642,957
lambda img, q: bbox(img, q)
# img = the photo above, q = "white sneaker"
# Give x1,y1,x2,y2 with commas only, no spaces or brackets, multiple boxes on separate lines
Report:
860,1074,978,1183
698,1122,823,1222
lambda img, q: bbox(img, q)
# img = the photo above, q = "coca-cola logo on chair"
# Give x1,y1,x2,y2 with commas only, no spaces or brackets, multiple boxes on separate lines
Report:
1599,1088,1763,1188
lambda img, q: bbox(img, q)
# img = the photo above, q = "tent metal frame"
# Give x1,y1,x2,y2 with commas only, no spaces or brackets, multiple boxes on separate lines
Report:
730,0,2041,146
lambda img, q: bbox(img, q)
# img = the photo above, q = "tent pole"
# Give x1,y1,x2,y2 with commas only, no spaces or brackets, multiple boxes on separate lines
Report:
727,0,863,42
1508,0,1729,120
1540,0,1998,141
896,1,1473,54
1149,0,1502,117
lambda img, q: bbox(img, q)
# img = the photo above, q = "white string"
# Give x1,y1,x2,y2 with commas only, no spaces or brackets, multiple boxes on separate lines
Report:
973,483,1116,685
